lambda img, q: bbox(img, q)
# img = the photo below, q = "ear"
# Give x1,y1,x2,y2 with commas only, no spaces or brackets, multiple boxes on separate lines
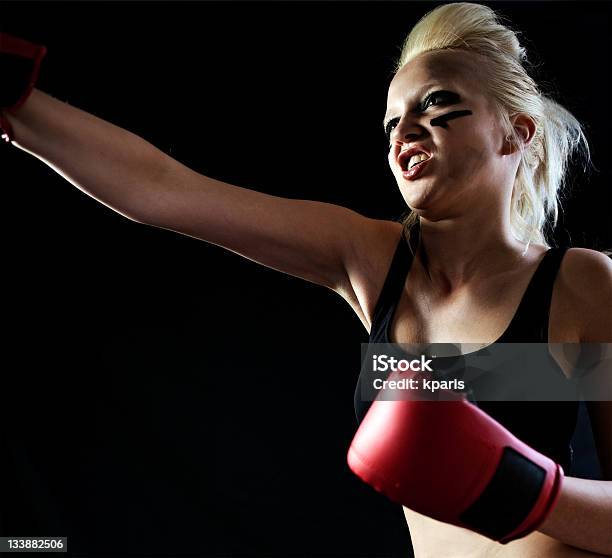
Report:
503,113,537,155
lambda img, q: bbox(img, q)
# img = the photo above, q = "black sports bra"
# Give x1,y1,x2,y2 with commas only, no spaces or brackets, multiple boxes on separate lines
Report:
354,228,578,473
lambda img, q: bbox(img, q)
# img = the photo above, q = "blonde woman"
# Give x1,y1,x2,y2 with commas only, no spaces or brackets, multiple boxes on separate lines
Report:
1,3,610,557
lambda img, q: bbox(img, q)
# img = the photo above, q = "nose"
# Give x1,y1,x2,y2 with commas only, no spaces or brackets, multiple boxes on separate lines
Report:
390,116,427,145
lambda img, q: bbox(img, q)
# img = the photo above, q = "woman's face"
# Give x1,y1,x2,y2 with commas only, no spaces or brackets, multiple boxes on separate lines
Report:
384,50,510,221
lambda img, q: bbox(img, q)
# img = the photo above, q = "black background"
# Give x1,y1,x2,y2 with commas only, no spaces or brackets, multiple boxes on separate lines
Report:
1,2,610,557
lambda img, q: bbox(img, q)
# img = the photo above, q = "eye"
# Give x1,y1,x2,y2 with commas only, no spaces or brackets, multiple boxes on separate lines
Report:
423,90,451,110
421,90,462,112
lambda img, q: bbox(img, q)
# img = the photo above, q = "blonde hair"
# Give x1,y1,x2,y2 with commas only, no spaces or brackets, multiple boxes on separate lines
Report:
394,2,591,248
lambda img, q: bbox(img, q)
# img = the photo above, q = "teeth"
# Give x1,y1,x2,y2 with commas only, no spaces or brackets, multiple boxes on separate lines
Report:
408,153,429,169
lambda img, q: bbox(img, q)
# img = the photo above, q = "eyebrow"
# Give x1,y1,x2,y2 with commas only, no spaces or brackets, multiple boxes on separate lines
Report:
383,85,458,129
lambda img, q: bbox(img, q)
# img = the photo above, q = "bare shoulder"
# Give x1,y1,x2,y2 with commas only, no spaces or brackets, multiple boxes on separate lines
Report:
335,218,403,332
558,248,612,342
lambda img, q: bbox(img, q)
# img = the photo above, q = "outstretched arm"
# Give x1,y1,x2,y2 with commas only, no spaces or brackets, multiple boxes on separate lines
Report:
6,88,169,223
4,82,366,293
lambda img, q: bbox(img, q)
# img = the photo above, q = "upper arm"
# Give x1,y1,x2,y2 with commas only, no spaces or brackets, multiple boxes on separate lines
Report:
137,157,370,291
560,249,612,479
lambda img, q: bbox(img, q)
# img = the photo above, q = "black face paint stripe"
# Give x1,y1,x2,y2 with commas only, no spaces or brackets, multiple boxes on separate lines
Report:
384,90,463,139
430,109,473,129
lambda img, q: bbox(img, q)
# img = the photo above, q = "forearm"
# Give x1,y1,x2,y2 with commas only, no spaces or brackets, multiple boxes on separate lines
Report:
538,477,612,555
4,88,170,222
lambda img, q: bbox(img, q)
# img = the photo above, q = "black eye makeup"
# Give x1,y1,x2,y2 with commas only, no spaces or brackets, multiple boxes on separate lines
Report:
420,90,460,111
384,89,462,142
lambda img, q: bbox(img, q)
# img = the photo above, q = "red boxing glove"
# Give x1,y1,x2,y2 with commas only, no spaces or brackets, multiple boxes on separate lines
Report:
0,32,47,142
347,373,563,543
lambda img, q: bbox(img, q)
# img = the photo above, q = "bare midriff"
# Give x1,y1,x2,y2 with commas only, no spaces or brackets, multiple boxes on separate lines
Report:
404,508,608,557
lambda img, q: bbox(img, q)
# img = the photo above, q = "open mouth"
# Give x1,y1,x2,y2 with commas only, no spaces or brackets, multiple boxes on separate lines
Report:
402,156,432,180
406,153,430,170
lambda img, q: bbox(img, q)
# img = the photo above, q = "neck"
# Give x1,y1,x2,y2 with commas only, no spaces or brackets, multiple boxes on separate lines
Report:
415,214,528,295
